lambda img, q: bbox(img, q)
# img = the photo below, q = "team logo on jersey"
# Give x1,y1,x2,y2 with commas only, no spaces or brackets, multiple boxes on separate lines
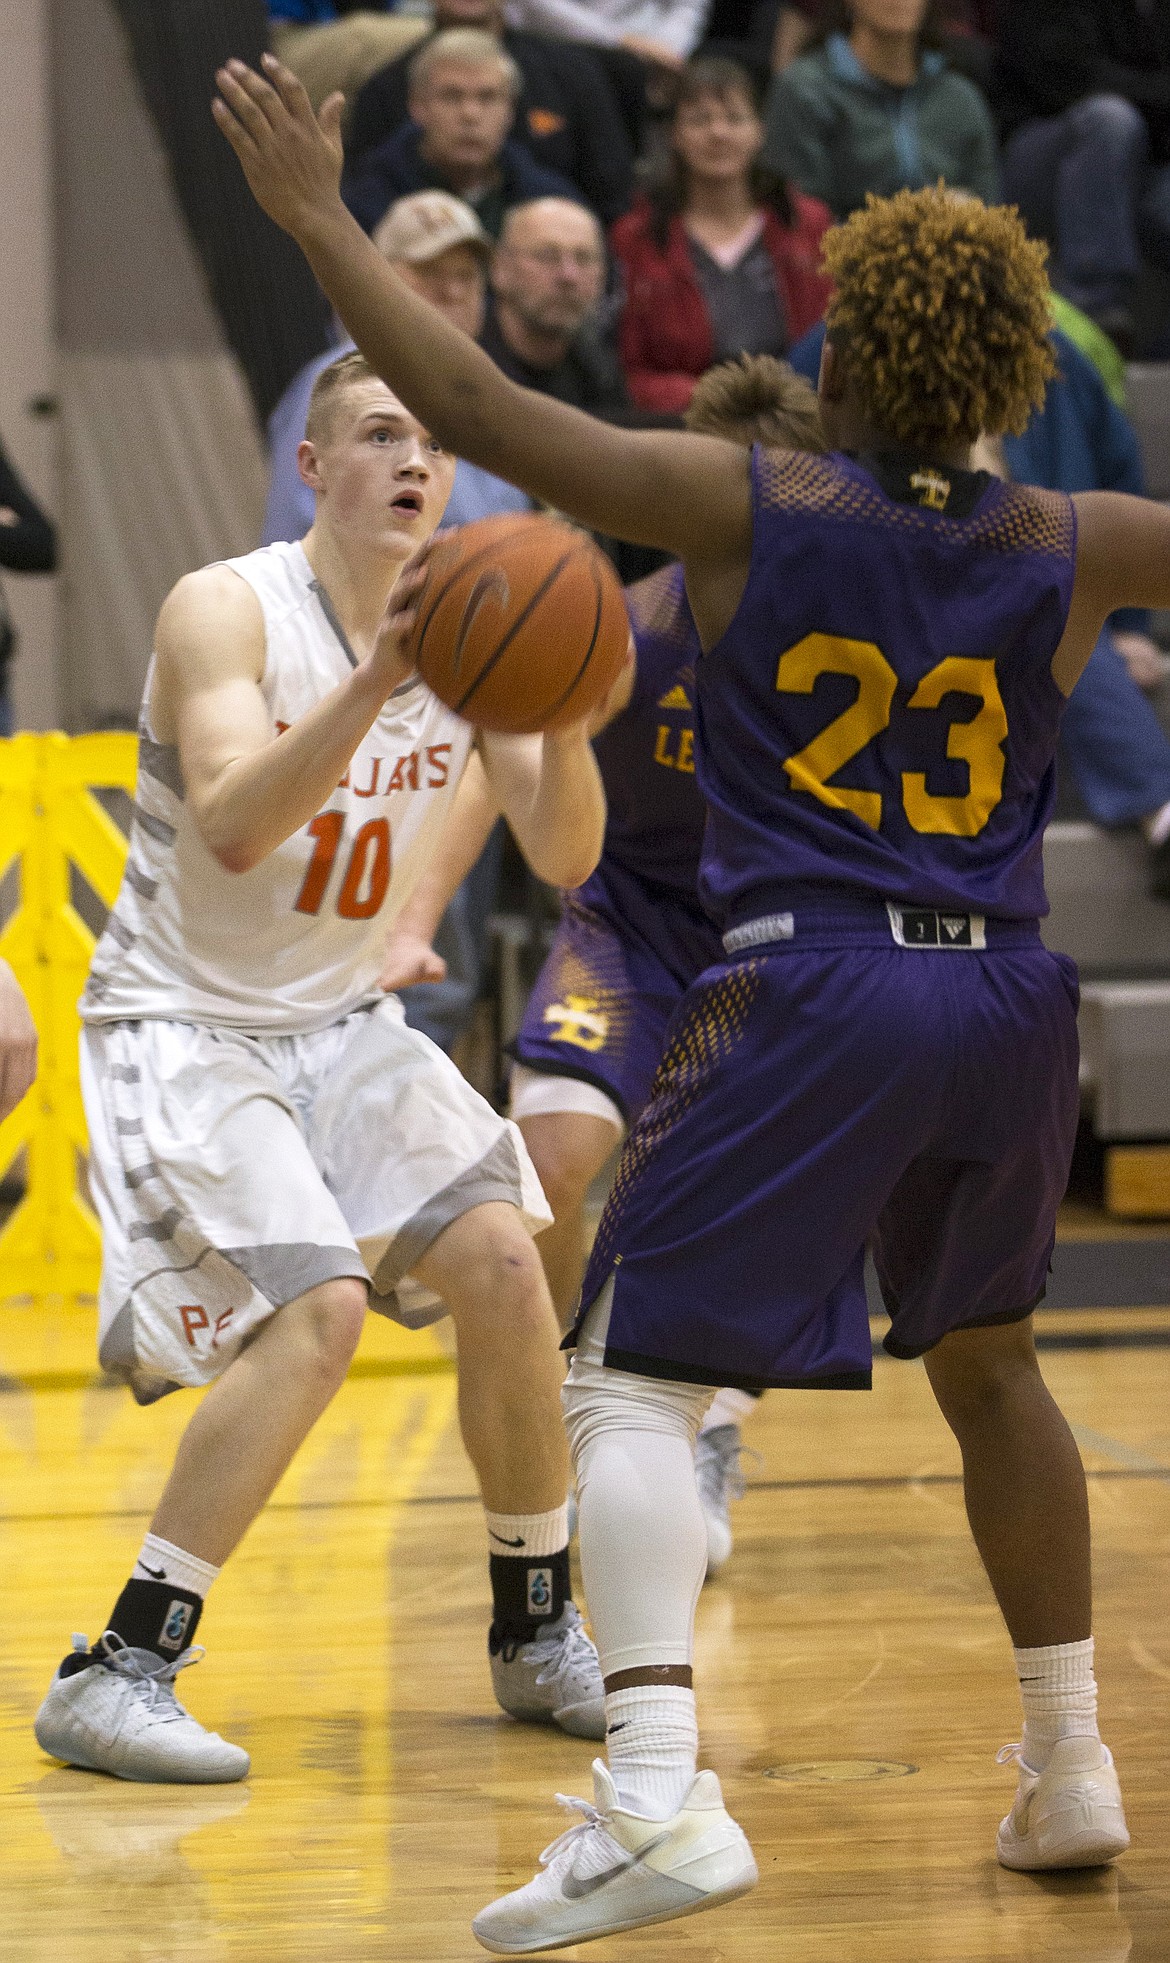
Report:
656,682,692,711
909,468,952,512
543,995,609,1051
526,1567,553,1616
158,1599,194,1652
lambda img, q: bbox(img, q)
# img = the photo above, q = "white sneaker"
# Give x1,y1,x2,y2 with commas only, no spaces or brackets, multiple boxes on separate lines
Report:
695,1424,751,1577
472,1758,757,1954
996,1737,1130,1870
490,1604,606,1740
34,1633,250,1784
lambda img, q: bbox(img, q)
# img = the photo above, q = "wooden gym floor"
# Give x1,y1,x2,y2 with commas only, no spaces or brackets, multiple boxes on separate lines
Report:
1,1299,1168,1962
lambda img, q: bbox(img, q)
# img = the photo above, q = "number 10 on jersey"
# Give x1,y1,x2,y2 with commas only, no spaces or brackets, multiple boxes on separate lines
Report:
294,813,391,919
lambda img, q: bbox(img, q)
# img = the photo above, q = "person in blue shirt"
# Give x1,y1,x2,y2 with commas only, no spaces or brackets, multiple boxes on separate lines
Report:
789,315,1170,897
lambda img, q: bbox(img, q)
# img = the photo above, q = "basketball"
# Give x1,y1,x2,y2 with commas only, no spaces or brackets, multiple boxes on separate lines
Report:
405,512,630,733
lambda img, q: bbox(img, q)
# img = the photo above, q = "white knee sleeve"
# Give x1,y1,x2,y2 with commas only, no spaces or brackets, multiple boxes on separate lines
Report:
562,1287,713,1675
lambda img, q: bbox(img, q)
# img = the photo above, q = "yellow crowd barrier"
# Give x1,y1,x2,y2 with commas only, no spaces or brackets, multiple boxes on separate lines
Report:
0,736,448,1380
0,731,138,1299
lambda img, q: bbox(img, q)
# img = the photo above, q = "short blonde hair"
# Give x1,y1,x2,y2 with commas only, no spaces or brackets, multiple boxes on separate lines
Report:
304,351,380,446
685,354,825,452
822,186,1056,448
409,28,521,101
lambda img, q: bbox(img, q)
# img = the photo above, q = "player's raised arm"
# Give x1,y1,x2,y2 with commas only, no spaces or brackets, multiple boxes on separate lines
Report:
212,57,751,568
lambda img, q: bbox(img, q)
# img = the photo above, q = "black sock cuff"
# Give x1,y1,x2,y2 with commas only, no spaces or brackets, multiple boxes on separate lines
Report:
104,1577,204,1659
490,1544,571,1645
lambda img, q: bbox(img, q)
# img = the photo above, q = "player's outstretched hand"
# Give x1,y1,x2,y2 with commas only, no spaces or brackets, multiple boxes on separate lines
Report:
378,930,448,995
213,53,344,238
0,959,37,1123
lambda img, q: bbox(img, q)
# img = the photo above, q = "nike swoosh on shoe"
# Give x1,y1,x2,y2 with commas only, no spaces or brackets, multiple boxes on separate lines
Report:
561,1833,672,1899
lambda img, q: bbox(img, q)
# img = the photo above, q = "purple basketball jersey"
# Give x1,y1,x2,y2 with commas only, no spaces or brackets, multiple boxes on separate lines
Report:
580,563,722,983
697,449,1077,931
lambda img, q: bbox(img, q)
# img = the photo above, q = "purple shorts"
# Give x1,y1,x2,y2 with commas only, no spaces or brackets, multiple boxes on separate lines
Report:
573,911,1080,1391
513,891,721,1126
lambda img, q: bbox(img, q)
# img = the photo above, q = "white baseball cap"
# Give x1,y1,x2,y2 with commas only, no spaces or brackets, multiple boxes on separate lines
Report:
372,191,493,265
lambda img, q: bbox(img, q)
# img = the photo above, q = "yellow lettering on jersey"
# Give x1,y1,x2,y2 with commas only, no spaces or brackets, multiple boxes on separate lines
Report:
654,723,696,772
902,657,1008,836
776,632,897,831
543,995,610,1051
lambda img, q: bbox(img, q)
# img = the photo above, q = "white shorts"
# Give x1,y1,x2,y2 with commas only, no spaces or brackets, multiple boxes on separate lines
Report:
508,1063,625,1135
83,997,552,1403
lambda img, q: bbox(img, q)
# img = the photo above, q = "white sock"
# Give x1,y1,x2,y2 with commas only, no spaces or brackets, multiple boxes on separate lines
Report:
1145,799,1170,847
1014,1637,1099,1771
132,1533,220,1599
484,1504,569,1559
699,1387,757,1434
604,1684,698,1819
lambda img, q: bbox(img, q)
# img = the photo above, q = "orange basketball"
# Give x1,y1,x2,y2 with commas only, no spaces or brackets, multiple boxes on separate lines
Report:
406,513,630,734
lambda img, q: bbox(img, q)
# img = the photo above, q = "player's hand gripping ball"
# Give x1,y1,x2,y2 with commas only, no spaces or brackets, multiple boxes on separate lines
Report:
403,513,630,732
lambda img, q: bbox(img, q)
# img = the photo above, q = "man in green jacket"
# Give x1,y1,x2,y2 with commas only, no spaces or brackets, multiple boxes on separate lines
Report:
762,0,998,220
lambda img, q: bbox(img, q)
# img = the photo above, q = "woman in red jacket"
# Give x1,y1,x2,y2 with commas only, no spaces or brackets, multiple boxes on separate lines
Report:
611,55,834,413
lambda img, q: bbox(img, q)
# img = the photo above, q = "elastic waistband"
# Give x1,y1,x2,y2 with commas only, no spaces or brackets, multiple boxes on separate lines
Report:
723,896,1043,955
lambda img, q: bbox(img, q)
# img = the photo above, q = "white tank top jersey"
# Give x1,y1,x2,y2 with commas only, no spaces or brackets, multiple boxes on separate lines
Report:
83,540,474,1034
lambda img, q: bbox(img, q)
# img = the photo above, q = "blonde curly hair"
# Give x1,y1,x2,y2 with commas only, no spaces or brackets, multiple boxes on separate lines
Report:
822,187,1056,450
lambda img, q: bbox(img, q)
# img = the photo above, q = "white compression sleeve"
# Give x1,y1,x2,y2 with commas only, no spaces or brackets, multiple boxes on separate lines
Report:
562,1286,713,1675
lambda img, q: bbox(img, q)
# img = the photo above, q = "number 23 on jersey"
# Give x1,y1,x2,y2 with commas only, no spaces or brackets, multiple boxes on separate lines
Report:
776,632,1009,838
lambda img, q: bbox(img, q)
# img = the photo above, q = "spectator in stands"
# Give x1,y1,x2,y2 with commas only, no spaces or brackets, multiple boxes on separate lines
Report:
264,190,533,546
503,0,711,73
346,0,635,227
611,54,832,412
485,198,630,413
267,2,429,112
769,0,994,80
342,29,580,236
762,0,998,220
0,437,56,736
788,315,1170,898
993,1,1170,352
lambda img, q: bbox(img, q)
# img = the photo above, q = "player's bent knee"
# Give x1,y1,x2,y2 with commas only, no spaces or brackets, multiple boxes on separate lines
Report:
924,1317,1042,1423
286,1276,368,1378
435,1209,551,1327
562,1360,710,1469
520,1115,616,1223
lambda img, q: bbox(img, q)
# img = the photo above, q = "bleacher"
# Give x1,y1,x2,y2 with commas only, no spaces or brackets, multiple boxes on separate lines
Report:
1044,362,1170,1212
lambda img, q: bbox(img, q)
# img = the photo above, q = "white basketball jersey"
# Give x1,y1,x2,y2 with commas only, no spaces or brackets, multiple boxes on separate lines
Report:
83,540,474,1034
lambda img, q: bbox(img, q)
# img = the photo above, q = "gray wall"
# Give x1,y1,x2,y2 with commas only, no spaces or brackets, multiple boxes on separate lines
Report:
51,0,268,729
0,0,59,730
0,0,272,734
